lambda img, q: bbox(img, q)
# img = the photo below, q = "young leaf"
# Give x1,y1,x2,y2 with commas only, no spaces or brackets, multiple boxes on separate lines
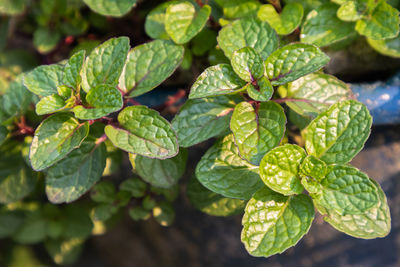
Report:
231,47,264,82
73,84,123,120
45,138,107,204
337,0,364,21
30,113,89,171
283,73,351,118
195,134,263,200
33,28,61,54
105,106,178,159
144,2,170,40
241,187,314,257
63,50,85,90
299,155,327,180
259,144,306,195
313,165,379,215
367,35,400,58
265,43,330,86
81,37,130,93
120,178,147,198
246,77,273,101
258,3,304,35
83,0,137,17
35,94,67,115
119,40,184,97
189,64,246,98
317,180,391,239
217,16,279,60
222,0,260,19
172,95,240,147
165,1,211,44
301,3,356,47
355,0,399,40
230,101,286,165
91,181,117,203
23,64,64,97
304,100,372,164
187,176,246,216
132,148,187,188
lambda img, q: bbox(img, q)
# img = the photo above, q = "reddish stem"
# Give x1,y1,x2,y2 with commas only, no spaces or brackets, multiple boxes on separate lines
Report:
154,89,186,112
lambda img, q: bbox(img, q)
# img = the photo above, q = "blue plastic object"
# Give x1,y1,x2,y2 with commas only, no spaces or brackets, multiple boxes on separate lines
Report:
351,73,400,125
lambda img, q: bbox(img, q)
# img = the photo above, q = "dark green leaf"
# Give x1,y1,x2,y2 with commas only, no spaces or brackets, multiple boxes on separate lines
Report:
231,47,264,82
83,0,137,17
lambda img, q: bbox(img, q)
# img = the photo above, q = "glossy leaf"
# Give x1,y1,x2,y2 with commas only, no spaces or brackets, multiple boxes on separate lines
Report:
63,50,85,89
299,155,327,180
172,95,241,147
222,0,260,19
367,35,400,58
105,106,178,159
265,43,330,86
119,40,184,97
30,113,89,171
337,0,364,21
35,94,67,115
165,2,211,44
189,64,246,98
241,187,314,257
258,3,303,35
83,0,137,17
81,37,130,93
23,64,64,97
144,2,170,39
230,101,286,165
304,100,372,164
231,47,264,82
246,77,273,101
195,134,263,199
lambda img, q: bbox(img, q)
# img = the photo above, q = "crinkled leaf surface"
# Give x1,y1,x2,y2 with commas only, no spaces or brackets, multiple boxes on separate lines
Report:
187,176,246,216
259,144,306,195
367,35,400,58
317,180,391,238
258,3,303,35
63,50,85,89
35,94,67,115
83,0,137,17
304,100,372,164
217,16,279,60
265,43,330,85
301,3,356,47
230,101,286,165
337,0,364,21
313,165,378,215
284,73,351,117
172,95,241,147
23,64,64,97
195,134,263,199
355,0,399,40
134,148,187,188
241,187,314,257
231,47,264,82
189,64,246,98
73,84,123,120
105,106,178,159
119,40,184,97
299,155,327,180
246,77,273,101
81,37,130,92
165,2,211,44
30,113,89,171
46,138,107,204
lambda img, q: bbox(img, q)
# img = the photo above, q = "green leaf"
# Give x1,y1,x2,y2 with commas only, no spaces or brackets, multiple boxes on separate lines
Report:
283,73,352,118
195,134,263,199
241,187,314,257
258,3,304,35
221,0,260,19
120,178,147,198
129,206,151,221
0,126,6,146
172,95,241,147
46,138,107,204
35,94,67,115
133,148,187,188
303,100,372,164
30,113,89,171
355,0,399,40
83,0,137,17
230,101,286,165
144,2,171,40
191,28,217,56
165,2,211,44
0,0,26,15
23,64,64,97
231,47,264,82
91,181,116,203
2,78,34,120
217,16,279,60
12,213,47,244
153,201,175,226
57,85,73,99
0,211,24,238
119,40,184,97
33,28,61,54
299,155,327,180
63,50,85,90
367,35,400,58
142,196,157,210
301,3,356,47
45,238,84,265
105,106,178,159
337,0,364,21
92,204,117,221
189,64,246,98
246,77,273,101
81,37,130,93
312,165,379,215
317,180,391,239
73,84,123,120
259,144,306,195
187,176,246,216
265,43,330,86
